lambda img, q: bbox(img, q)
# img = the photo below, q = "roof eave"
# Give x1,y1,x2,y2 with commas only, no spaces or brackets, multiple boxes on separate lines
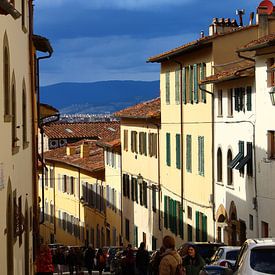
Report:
237,41,275,53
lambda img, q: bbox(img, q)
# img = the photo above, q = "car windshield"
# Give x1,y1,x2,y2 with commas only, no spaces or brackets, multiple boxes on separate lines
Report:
226,250,239,261
250,247,275,274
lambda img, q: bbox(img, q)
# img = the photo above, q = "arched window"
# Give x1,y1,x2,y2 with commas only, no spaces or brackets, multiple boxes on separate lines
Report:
22,81,28,147
217,148,222,182
11,74,18,151
3,33,10,120
227,149,233,185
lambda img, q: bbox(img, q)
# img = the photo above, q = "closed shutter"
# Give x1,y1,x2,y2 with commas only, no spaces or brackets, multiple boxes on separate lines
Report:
166,71,170,104
189,65,193,103
186,135,192,172
246,86,252,111
193,64,198,103
169,198,173,230
139,132,142,154
174,200,178,235
179,203,184,239
195,211,200,241
131,177,135,201
234,88,240,111
135,179,138,203
123,174,126,197
175,69,180,104
164,196,168,228
176,134,181,169
182,67,187,104
166,133,171,166
124,130,128,151
202,214,208,241
144,133,147,156
201,63,206,103
152,185,156,212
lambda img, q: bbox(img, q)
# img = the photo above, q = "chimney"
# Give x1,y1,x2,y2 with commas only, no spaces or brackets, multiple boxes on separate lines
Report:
80,142,90,158
209,17,238,36
236,9,245,27
257,0,273,38
200,30,205,38
249,12,255,25
66,146,76,156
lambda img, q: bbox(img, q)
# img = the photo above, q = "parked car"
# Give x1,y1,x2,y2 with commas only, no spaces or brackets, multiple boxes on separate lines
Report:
233,238,275,275
200,265,233,275
210,246,240,267
177,242,225,263
103,246,123,272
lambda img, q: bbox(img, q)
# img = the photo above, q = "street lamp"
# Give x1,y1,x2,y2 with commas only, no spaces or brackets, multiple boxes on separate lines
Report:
137,173,143,185
269,86,275,105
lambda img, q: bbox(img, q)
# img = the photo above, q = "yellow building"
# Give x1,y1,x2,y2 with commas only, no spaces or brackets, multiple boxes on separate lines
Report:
148,5,275,244
115,98,162,250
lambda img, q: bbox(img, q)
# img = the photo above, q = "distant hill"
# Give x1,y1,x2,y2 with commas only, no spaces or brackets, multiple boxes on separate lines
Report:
40,80,160,115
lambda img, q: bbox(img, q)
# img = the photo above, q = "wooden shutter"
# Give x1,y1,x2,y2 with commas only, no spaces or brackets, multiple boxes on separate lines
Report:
246,86,252,111
144,133,147,156
182,67,187,104
124,130,128,151
176,134,181,169
166,133,171,166
175,69,180,104
131,177,135,201
186,135,192,172
166,71,170,104
189,65,193,103
200,63,206,103
193,64,198,103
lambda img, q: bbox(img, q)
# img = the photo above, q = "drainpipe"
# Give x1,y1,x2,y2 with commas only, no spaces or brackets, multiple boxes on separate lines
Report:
169,59,185,222
120,151,123,245
156,124,161,232
37,52,53,225
199,83,215,241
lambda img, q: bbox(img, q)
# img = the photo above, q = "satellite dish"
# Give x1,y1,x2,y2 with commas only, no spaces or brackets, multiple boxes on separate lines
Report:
258,0,274,15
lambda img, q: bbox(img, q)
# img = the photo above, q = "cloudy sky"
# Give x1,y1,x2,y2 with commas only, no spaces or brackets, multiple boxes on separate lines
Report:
34,0,260,86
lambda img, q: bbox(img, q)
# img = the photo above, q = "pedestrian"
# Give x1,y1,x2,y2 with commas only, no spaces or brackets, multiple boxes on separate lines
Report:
182,244,205,275
56,247,66,275
149,246,165,275
66,247,76,275
84,246,96,275
124,244,135,275
36,244,54,275
159,235,182,275
75,247,83,274
96,248,106,275
136,242,150,275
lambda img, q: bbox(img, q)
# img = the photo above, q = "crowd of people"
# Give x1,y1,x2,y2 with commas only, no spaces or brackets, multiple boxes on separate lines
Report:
35,235,207,275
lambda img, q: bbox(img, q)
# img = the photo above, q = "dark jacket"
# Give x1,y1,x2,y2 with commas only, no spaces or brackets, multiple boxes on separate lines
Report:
182,254,205,275
136,248,150,271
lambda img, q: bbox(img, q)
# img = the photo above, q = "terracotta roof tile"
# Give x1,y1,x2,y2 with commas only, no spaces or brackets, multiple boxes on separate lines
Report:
237,33,275,52
96,139,121,150
148,25,256,63
44,121,120,140
44,140,104,173
114,98,160,119
200,61,255,84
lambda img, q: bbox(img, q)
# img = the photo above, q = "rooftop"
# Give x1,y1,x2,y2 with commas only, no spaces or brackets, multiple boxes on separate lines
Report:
114,97,160,120
43,121,120,140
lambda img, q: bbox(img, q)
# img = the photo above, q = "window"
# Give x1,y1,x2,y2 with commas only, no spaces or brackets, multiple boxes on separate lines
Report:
195,211,207,242
234,87,245,112
227,149,233,185
218,90,223,116
188,206,192,220
152,185,156,212
182,67,187,103
149,133,158,158
217,148,222,182
188,224,193,241
124,130,128,151
164,196,168,228
143,181,148,208
139,132,147,156
198,136,204,176
3,34,11,120
249,214,253,231
186,135,192,172
267,131,275,159
176,134,181,169
122,174,130,199
70,177,75,195
246,86,252,111
165,71,170,104
131,131,138,153
50,168,54,188
267,58,275,87
152,236,157,251
50,202,54,224
227,89,233,117
125,218,130,241
193,64,199,103
134,226,138,248
22,82,28,147
175,69,180,104
188,65,193,103
200,63,207,103
261,221,269,238
166,133,171,166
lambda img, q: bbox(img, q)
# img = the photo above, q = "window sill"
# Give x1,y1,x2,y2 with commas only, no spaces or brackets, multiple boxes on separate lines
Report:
12,146,20,155
226,185,235,190
227,115,233,118
23,141,29,149
217,115,223,118
4,114,12,122
216,182,224,186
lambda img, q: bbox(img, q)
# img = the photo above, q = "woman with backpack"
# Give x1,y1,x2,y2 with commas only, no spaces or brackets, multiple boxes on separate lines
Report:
182,244,205,275
159,235,183,275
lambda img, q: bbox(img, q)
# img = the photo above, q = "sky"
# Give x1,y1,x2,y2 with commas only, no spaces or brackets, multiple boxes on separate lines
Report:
34,0,260,86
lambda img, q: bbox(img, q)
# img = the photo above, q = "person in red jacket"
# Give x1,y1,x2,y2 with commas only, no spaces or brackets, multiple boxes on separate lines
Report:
36,244,54,275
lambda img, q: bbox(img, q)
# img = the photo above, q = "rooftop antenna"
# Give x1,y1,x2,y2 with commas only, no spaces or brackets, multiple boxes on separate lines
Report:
236,9,245,26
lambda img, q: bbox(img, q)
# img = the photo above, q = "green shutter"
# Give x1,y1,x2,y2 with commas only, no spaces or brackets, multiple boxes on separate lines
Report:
202,214,207,241
247,86,252,111
195,211,200,241
175,69,180,104
169,198,173,230
164,196,168,228
189,65,193,103
166,133,171,166
174,200,178,235
201,63,206,103
179,204,184,239
239,140,244,154
166,71,170,104
182,67,187,104
186,135,192,172
176,134,181,169
193,64,198,103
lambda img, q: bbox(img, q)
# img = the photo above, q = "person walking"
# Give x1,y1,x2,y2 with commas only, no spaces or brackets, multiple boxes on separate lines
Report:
159,236,182,275
84,246,96,275
56,247,66,275
75,247,83,274
124,244,135,275
182,244,205,275
149,246,165,275
36,244,54,275
66,247,76,275
96,248,106,275
136,242,150,275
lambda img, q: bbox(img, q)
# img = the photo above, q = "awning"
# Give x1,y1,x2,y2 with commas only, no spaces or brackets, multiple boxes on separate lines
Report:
0,0,21,19
228,152,243,169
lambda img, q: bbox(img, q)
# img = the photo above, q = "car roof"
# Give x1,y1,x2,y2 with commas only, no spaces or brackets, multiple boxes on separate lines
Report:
218,246,241,250
245,238,275,248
